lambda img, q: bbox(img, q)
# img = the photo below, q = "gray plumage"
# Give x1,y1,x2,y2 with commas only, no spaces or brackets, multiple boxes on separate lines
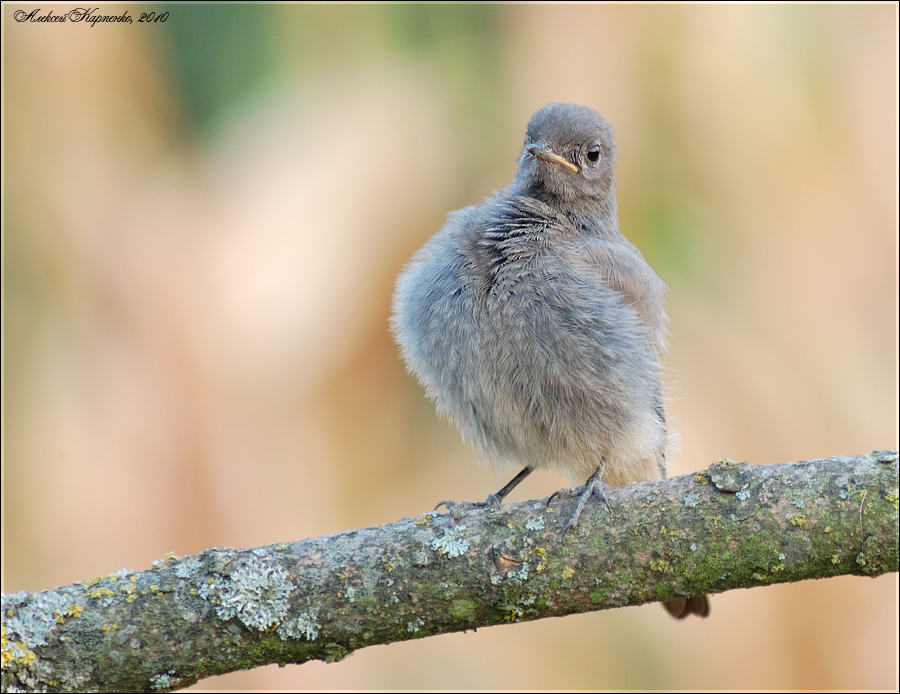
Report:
391,103,669,488
392,103,709,619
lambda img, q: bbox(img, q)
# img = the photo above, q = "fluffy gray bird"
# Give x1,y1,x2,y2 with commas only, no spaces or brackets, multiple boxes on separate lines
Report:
391,103,708,619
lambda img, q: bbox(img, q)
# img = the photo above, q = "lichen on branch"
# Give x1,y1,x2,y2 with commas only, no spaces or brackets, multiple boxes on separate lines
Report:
2,451,897,693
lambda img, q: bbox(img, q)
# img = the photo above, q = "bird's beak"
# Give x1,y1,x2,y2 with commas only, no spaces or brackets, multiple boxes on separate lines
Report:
527,143,579,173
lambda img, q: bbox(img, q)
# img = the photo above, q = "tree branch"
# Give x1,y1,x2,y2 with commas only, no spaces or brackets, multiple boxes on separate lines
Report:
3,451,898,692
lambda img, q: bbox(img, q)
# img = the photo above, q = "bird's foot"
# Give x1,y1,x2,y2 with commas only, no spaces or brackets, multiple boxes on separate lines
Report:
434,493,504,522
434,467,532,523
547,468,611,540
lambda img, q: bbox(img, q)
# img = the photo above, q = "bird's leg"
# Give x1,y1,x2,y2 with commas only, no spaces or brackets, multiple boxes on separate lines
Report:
491,466,535,506
435,466,534,521
547,464,611,540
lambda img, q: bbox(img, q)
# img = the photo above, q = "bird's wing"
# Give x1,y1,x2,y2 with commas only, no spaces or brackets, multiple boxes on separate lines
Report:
577,237,669,357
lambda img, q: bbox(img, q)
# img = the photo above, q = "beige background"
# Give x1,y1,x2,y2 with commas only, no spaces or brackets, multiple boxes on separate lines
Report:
3,3,897,690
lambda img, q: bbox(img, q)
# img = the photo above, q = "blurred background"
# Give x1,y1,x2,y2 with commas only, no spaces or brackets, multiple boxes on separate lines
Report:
3,3,896,689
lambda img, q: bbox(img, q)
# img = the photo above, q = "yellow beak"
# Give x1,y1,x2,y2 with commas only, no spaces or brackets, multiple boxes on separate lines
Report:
527,144,579,173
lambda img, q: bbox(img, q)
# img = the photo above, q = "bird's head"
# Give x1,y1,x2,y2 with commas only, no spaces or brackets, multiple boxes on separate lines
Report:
514,103,618,208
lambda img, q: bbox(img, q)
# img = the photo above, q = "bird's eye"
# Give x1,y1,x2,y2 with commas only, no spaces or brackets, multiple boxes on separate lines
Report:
587,144,601,164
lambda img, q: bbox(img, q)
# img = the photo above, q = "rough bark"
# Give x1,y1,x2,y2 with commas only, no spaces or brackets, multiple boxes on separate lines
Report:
2,451,898,692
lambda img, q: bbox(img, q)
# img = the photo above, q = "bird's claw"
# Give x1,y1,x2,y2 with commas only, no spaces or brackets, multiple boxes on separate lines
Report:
548,470,611,540
434,494,504,523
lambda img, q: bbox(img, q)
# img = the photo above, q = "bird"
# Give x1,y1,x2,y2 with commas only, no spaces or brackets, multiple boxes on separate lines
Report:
391,103,709,619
